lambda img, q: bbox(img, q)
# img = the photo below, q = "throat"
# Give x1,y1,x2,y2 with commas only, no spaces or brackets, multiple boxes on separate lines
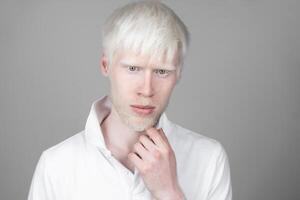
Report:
100,107,139,174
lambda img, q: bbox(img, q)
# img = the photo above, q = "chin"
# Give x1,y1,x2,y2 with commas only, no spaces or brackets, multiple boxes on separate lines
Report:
125,115,158,132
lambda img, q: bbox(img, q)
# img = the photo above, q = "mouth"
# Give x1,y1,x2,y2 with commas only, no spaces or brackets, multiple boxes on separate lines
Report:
130,105,155,116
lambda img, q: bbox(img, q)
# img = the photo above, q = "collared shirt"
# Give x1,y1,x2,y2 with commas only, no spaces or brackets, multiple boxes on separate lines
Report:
28,96,232,200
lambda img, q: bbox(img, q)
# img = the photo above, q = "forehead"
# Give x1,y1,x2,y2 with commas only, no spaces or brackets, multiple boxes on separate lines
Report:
113,49,179,70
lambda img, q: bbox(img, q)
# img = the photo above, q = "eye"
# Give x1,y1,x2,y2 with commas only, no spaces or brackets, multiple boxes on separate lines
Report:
157,69,167,74
127,66,140,72
154,69,171,78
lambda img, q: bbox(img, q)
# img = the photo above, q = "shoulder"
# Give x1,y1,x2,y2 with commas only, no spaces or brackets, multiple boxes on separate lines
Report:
168,121,228,163
29,131,87,189
39,131,86,171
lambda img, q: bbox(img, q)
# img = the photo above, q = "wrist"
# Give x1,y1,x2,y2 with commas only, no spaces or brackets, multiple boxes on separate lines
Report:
169,190,185,200
161,187,185,200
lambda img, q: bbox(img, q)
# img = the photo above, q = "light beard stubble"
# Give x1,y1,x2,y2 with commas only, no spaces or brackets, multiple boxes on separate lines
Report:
109,95,169,132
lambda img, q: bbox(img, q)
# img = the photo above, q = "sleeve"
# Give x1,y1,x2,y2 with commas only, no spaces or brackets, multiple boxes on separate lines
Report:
28,152,56,200
207,144,232,200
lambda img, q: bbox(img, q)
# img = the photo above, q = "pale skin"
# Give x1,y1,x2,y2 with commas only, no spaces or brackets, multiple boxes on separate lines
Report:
100,50,185,200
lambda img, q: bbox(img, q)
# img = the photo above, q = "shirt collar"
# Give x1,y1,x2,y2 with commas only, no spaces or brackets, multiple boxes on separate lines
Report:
84,95,172,150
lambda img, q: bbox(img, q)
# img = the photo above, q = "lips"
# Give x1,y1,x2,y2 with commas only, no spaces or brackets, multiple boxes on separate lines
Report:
130,105,155,115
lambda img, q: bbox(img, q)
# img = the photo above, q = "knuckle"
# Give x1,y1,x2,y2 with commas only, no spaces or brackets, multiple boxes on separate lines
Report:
153,150,161,159
162,148,171,156
153,134,159,140
147,132,154,139
148,129,157,137
150,134,159,141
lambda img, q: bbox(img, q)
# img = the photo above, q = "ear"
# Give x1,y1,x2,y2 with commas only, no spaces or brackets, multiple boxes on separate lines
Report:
175,67,182,85
100,55,109,76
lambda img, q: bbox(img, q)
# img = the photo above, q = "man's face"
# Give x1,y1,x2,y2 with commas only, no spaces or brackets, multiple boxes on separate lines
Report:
102,50,178,132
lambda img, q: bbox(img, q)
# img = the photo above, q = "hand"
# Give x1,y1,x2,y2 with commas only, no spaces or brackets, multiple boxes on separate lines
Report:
128,128,184,200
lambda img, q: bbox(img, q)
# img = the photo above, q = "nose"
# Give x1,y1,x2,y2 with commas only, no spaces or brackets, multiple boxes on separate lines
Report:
138,71,154,97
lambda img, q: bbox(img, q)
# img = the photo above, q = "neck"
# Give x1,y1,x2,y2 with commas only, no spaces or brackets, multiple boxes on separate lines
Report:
100,105,140,155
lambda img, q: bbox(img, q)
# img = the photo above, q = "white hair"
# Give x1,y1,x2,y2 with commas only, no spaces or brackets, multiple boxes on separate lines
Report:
101,1,190,75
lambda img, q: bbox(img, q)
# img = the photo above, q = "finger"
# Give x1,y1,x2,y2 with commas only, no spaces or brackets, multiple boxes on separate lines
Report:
139,134,157,153
145,128,165,148
158,128,171,146
133,142,150,160
148,135,155,144
128,152,144,171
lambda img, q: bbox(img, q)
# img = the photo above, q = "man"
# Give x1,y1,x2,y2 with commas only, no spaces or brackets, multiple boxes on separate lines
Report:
28,1,232,200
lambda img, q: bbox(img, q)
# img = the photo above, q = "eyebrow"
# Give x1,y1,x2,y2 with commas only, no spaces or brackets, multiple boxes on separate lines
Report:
120,61,140,67
120,61,176,71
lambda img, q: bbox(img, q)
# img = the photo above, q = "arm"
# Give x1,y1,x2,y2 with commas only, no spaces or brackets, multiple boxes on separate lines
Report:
28,152,55,200
207,144,232,200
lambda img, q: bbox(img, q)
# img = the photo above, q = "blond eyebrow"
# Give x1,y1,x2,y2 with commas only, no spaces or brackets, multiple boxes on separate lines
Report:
154,66,176,71
120,61,143,68
120,61,176,70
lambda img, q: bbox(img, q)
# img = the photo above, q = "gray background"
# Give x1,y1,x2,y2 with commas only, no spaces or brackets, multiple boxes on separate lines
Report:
0,0,299,199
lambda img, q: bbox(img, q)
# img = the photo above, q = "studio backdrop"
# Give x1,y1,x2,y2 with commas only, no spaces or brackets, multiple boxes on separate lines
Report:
0,0,299,200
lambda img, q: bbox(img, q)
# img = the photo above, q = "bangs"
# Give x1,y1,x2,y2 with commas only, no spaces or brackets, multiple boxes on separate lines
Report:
115,22,180,65
102,1,189,69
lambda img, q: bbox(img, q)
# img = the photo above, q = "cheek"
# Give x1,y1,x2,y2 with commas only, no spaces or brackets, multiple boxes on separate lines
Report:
155,78,176,100
110,72,137,97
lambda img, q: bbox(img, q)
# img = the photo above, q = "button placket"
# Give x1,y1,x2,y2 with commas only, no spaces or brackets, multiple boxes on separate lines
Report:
98,147,142,199
106,153,136,199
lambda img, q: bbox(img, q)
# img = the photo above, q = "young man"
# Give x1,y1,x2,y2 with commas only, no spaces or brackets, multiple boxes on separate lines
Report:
28,1,232,200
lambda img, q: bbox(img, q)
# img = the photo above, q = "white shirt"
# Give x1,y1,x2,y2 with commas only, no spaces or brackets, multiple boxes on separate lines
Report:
28,96,232,200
